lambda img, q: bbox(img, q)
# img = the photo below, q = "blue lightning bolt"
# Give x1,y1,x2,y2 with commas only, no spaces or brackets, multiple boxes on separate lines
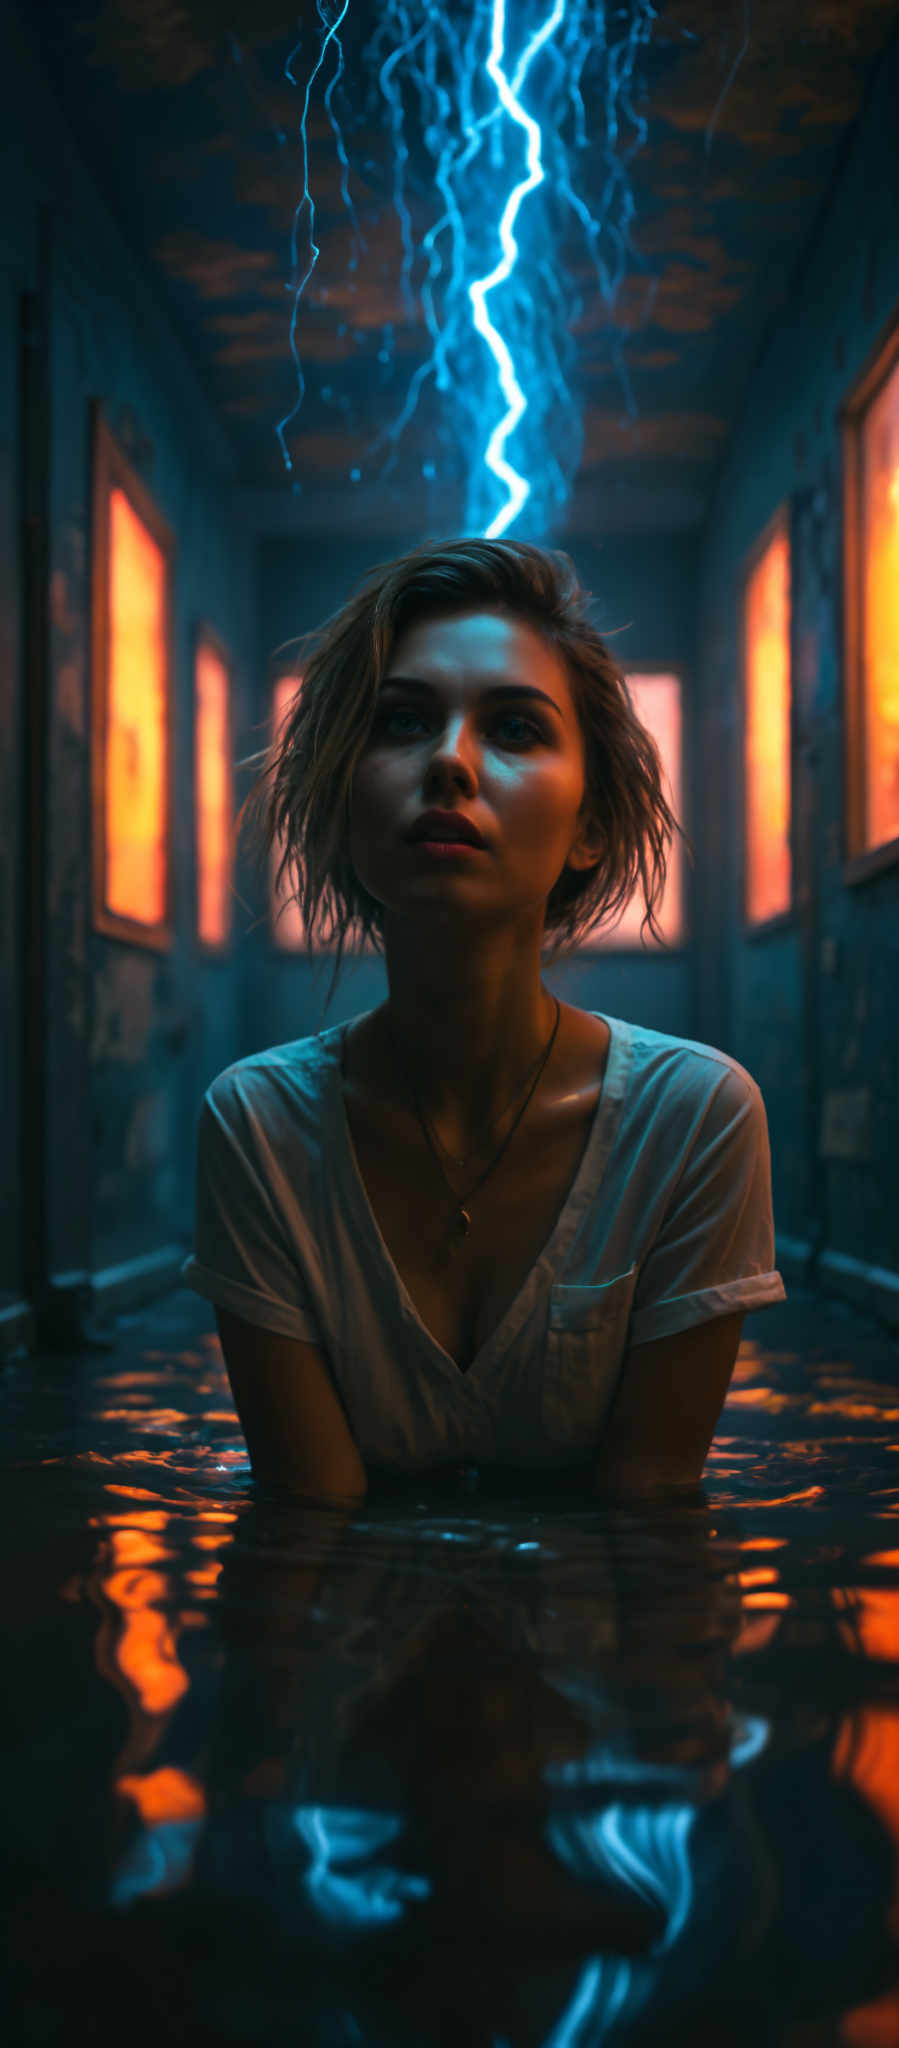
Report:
274,0,354,477
273,4,679,537
466,0,569,537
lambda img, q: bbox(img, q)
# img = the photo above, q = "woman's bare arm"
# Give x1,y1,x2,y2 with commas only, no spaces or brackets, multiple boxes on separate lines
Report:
215,1308,368,1503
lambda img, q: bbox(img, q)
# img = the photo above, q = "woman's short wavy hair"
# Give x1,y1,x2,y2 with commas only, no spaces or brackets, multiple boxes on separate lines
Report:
234,536,693,1023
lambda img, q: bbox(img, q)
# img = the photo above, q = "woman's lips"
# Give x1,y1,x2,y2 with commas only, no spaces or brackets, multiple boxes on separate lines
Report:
407,838,486,857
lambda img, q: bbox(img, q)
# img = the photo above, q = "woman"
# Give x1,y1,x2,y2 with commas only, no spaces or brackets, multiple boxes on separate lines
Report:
181,537,786,1501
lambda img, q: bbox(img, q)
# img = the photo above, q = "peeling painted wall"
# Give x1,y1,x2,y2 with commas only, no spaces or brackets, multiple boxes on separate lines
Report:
1,2,254,1316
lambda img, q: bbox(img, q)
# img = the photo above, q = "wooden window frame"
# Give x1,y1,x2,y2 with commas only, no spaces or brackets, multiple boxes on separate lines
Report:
739,500,794,942
90,402,175,951
839,309,899,885
193,619,234,959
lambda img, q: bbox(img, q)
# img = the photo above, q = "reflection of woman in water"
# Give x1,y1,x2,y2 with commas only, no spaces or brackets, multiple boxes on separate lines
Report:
192,1489,897,2048
182,536,786,1504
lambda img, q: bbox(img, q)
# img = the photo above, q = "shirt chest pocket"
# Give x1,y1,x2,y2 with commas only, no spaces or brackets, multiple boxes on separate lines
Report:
541,1264,639,1450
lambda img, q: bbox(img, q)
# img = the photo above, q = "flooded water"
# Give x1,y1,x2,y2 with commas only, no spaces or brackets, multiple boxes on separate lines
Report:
3,1287,899,2047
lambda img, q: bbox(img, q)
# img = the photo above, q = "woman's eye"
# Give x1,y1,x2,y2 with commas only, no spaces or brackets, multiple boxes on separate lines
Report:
377,707,541,744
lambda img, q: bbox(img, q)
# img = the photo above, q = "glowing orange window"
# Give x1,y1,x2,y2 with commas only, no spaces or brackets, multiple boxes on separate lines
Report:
590,672,685,950
195,637,233,949
859,358,899,853
743,518,792,926
102,485,170,929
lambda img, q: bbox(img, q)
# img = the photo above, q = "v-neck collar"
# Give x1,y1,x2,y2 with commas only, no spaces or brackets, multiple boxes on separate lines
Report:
326,1009,631,1384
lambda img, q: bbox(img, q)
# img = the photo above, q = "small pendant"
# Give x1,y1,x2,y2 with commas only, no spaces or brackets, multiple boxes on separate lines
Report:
457,1206,471,1237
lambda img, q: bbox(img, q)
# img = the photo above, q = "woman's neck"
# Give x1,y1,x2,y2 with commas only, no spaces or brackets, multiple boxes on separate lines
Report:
375,983,561,1141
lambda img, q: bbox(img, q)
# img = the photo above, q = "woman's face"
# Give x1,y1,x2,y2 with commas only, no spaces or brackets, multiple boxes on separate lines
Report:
347,606,602,928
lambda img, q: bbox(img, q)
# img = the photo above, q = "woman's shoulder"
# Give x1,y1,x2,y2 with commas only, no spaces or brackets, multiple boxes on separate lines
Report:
202,1032,334,1143
616,1023,768,1167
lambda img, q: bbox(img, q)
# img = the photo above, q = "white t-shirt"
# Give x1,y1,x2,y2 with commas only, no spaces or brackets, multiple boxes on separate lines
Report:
180,1009,787,1474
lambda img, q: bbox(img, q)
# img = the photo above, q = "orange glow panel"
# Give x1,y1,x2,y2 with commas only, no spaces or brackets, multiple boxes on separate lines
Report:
271,674,307,949
596,673,683,948
105,486,168,925
744,524,791,925
861,360,899,851
195,641,232,946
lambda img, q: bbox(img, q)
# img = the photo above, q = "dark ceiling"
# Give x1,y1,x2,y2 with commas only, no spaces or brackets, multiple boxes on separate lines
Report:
25,0,899,537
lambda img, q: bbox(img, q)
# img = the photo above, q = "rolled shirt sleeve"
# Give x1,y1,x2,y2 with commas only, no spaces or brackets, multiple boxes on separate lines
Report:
180,1077,323,1343
628,1066,787,1346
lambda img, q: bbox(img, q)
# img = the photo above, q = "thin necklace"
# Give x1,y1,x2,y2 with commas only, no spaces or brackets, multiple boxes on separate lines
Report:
382,996,561,1252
